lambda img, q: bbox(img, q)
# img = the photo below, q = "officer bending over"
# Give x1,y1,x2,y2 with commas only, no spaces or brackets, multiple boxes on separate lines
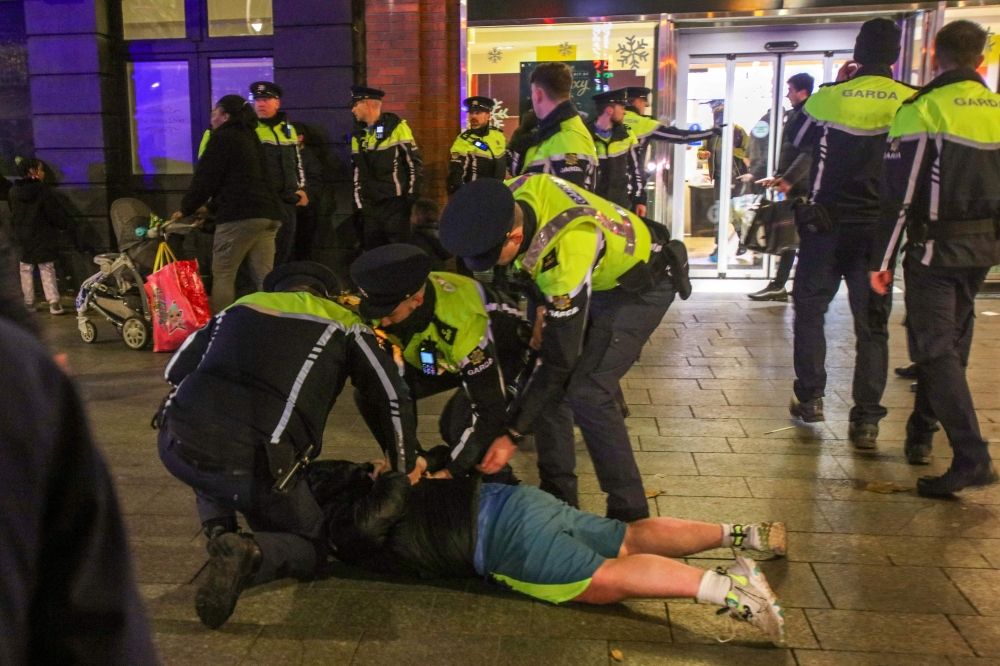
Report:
440,176,689,522
156,261,422,629
448,96,508,194
351,244,531,479
871,19,1000,496
783,18,915,449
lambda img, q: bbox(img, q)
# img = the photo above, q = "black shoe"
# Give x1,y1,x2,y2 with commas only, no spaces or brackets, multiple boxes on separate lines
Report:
910,382,917,393
904,429,935,465
196,533,261,629
789,396,824,423
201,516,240,541
916,462,999,497
849,422,878,450
894,363,918,380
748,283,788,302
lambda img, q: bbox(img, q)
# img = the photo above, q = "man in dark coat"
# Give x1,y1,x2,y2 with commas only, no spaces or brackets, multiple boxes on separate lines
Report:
0,318,157,665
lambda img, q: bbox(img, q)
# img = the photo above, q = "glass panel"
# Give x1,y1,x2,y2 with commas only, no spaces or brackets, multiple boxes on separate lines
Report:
210,57,274,106
128,61,193,175
122,0,185,40
726,60,774,275
208,0,273,37
683,61,726,272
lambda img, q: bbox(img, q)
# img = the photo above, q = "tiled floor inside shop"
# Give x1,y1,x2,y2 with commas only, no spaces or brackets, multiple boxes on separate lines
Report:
48,284,1000,665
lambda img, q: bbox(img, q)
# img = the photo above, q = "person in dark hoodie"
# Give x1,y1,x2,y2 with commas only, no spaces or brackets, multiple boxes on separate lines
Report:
9,158,66,315
305,459,788,647
251,81,308,266
173,94,285,312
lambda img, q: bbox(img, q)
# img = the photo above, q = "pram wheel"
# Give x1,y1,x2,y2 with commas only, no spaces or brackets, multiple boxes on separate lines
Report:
79,320,98,343
122,316,151,350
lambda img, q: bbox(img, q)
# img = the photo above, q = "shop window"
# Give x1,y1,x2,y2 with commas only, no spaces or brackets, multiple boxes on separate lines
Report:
128,61,194,175
943,7,1000,91
467,21,657,141
210,57,274,105
208,0,273,37
123,0,186,40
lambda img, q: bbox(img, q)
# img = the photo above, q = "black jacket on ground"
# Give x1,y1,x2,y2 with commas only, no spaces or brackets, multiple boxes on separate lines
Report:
181,117,285,223
0,319,157,665
9,178,65,265
308,460,479,578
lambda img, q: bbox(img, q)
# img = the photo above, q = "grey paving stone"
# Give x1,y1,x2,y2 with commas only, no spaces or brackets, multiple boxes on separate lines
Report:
350,635,499,665
654,496,832,533
946,569,1000,615
785,533,893,565
693,452,849,480
133,542,207,585
951,615,1000,657
647,389,729,406
656,418,746,438
496,637,609,666
639,436,731,453
642,475,751,498
793,650,944,665
241,625,362,666
805,609,973,655
607,641,795,665
745,478,834,500
622,405,695,418
812,564,976,614
151,619,261,666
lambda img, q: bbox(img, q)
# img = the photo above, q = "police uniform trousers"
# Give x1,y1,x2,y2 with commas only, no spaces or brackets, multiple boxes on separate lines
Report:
361,196,412,250
903,256,992,469
793,222,892,424
157,427,326,585
535,277,676,522
273,202,298,267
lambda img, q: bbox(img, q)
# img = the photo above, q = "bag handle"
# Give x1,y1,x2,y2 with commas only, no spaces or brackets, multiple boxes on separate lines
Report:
153,242,178,272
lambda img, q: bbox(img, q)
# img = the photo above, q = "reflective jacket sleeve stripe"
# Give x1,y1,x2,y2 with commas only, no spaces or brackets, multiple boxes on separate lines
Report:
295,144,306,190
649,124,718,143
874,132,929,271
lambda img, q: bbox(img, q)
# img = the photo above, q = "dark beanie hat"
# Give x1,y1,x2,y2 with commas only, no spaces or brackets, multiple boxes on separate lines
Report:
854,18,902,66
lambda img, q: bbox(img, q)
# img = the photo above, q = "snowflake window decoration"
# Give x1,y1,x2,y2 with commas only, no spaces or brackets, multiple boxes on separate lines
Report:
616,35,649,69
490,100,510,129
557,42,573,57
487,47,503,64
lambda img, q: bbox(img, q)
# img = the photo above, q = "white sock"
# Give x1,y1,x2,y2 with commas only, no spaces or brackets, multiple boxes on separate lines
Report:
696,569,733,606
720,523,736,547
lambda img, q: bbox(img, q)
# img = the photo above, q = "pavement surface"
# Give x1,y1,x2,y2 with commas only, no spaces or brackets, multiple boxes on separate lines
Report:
41,288,1000,666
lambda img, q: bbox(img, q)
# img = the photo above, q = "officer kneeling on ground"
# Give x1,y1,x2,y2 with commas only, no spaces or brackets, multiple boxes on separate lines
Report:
351,244,532,480
871,19,1000,496
439,176,691,522
155,261,423,629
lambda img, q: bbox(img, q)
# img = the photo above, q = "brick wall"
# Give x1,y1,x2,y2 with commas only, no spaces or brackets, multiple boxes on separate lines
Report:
366,0,460,203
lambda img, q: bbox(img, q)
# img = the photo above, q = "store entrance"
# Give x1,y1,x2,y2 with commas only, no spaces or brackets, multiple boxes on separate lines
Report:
669,25,861,278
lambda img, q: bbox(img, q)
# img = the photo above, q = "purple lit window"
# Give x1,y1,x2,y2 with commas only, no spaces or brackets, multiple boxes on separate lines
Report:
210,57,274,106
128,61,194,174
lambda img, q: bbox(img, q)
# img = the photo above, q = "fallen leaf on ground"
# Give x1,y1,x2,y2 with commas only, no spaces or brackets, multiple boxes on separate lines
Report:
645,490,662,499
611,649,624,662
865,481,912,494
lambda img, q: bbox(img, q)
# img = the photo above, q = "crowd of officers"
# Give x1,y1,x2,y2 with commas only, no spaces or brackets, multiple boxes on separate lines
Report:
154,17,999,630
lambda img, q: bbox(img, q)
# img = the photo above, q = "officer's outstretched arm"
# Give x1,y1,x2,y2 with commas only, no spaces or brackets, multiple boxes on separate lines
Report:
163,316,216,386
447,339,509,476
348,327,420,473
649,124,719,144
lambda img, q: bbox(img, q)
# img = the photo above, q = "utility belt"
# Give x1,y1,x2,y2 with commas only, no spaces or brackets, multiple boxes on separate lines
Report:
615,217,692,300
910,218,1000,243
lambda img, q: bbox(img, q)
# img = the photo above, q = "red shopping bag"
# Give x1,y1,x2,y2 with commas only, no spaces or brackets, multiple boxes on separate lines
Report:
144,243,212,352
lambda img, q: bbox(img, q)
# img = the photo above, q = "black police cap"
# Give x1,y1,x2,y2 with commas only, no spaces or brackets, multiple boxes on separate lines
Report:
351,86,386,104
464,96,495,112
250,81,282,99
626,86,652,101
263,261,340,296
593,88,628,107
439,179,516,272
350,244,433,319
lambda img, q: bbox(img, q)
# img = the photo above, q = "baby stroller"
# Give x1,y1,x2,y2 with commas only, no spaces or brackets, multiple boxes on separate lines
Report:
76,198,200,350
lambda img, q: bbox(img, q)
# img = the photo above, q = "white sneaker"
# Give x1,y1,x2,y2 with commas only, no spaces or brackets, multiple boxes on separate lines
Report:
730,522,786,557
721,556,786,647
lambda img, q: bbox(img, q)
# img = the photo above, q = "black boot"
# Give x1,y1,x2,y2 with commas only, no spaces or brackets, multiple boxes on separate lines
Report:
196,533,262,629
904,423,936,465
748,282,788,302
894,363,918,380
201,516,240,541
789,396,824,423
916,462,999,497
849,422,878,450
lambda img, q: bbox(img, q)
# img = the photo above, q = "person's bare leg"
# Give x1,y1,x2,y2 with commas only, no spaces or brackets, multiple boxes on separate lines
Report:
573,554,704,604
618,518,723,557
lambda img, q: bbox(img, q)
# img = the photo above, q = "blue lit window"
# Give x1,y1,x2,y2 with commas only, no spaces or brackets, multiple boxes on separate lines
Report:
128,61,194,174
210,57,274,105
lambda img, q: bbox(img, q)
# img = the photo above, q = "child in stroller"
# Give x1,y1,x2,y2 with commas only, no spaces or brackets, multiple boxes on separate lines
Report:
76,198,200,350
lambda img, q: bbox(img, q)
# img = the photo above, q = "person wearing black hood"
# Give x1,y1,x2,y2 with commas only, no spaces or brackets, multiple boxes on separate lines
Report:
251,81,308,266
9,158,67,315
173,94,285,312
781,18,917,451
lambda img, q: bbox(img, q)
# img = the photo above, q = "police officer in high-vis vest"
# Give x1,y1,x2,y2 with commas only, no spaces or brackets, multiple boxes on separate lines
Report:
623,87,720,160
351,244,531,480
448,96,508,194
509,63,599,191
351,86,424,250
782,18,916,450
439,176,687,522
251,81,307,266
870,20,1000,496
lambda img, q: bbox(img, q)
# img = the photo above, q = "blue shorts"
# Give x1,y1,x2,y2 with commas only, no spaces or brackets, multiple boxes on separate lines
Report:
476,484,627,603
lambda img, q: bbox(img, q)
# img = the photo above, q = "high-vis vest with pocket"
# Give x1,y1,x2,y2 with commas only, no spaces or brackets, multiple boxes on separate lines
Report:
587,120,644,209
352,112,423,208
256,118,304,204
623,109,660,152
521,114,599,191
508,174,655,296
447,127,508,194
